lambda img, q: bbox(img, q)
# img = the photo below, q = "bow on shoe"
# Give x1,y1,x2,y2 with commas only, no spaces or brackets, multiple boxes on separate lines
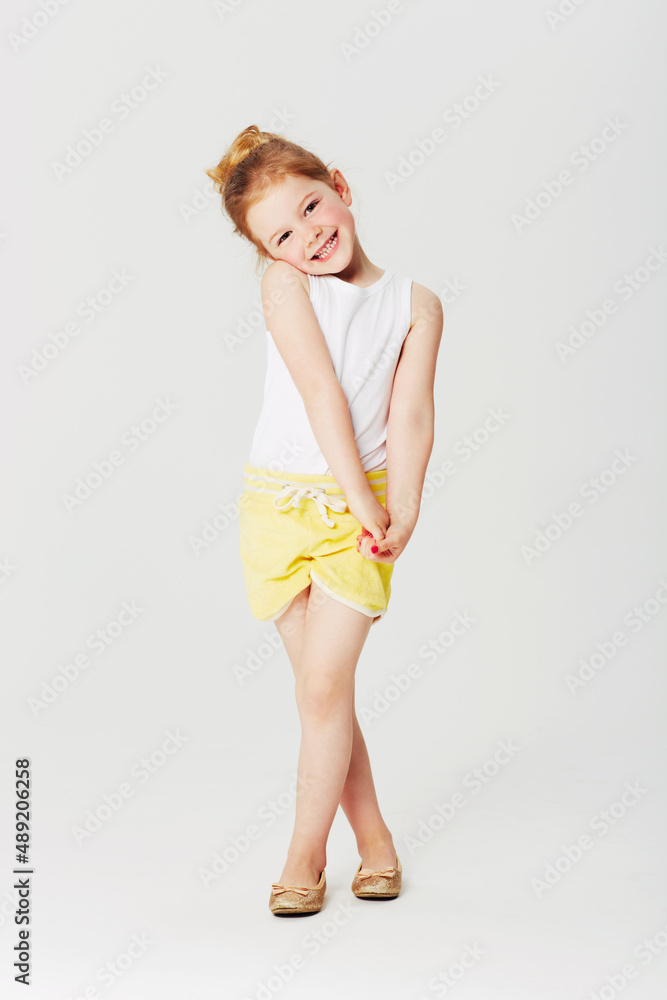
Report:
270,883,310,896
357,867,396,882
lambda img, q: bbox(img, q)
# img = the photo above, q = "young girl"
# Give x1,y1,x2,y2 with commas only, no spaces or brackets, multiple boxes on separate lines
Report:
206,126,442,915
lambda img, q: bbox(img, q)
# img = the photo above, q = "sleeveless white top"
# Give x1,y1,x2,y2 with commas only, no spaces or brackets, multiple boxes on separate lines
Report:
247,268,413,475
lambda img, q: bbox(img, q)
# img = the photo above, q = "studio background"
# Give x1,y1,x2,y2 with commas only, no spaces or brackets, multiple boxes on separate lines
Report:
2,1,666,997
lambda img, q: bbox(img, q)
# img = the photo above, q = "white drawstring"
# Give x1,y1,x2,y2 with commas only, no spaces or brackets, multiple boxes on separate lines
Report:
272,482,348,528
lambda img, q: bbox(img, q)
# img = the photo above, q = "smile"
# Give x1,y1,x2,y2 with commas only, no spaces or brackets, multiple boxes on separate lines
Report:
311,230,339,261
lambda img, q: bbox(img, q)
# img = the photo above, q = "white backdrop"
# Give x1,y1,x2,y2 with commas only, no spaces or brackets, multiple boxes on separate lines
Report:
2,1,667,997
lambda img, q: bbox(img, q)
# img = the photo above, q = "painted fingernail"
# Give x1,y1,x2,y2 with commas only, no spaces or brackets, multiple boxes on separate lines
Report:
371,545,378,553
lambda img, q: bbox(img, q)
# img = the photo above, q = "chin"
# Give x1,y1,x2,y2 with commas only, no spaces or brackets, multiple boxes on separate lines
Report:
320,251,352,276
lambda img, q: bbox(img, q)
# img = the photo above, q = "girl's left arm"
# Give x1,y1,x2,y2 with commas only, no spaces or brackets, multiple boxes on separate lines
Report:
383,283,443,538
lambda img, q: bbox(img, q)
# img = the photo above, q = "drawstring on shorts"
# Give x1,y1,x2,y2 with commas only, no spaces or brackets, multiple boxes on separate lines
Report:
271,482,348,528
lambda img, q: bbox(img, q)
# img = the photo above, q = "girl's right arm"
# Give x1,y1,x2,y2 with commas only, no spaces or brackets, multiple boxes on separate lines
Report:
260,261,390,541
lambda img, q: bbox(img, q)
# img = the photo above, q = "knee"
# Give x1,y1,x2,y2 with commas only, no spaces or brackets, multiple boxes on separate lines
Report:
296,670,352,718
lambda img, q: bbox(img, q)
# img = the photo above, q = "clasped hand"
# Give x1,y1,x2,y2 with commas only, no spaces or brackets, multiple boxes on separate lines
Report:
346,490,413,564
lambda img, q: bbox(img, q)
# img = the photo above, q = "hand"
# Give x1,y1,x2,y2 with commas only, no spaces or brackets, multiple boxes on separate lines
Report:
355,518,415,564
345,490,390,547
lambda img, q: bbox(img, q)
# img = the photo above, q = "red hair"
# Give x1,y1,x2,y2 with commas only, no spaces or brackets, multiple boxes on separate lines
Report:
205,125,337,273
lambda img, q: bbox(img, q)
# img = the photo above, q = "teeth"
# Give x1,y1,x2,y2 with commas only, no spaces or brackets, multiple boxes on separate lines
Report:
314,233,336,259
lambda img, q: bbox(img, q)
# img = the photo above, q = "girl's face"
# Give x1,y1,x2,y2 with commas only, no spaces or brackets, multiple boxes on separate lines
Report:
246,171,356,274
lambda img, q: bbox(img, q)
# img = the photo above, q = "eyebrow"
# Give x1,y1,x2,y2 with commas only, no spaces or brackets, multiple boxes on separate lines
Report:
268,192,318,245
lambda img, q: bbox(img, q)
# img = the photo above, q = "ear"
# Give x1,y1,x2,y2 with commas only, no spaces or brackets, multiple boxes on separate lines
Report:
329,168,352,207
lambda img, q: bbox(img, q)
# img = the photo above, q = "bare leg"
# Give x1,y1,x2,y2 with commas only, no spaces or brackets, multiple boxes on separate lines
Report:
337,716,397,873
274,583,396,883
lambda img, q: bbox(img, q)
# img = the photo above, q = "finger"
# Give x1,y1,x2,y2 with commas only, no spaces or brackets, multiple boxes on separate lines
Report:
359,537,376,559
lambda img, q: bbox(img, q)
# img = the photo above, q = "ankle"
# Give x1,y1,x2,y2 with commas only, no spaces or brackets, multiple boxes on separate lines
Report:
356,829,394,855
285,846,327,872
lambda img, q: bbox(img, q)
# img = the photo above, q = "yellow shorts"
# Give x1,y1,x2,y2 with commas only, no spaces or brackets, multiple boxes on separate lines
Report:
238,463,393,625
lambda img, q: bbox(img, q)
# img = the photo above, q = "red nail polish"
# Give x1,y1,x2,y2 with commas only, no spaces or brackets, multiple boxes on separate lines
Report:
371,545,378,553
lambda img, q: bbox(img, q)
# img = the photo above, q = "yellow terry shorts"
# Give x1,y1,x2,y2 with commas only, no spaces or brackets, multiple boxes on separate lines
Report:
238,463,393,625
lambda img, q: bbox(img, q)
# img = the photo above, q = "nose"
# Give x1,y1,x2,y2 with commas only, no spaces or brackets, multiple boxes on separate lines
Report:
304,224,322,250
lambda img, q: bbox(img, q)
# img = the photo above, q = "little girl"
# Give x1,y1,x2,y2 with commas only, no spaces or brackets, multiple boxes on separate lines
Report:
206,126,442,915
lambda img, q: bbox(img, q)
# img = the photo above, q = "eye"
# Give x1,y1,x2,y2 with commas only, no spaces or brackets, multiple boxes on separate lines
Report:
276,201,319,245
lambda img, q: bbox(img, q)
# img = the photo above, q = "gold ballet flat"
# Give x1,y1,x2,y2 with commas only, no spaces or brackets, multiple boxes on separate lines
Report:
351,853,402,899
269,869,326,915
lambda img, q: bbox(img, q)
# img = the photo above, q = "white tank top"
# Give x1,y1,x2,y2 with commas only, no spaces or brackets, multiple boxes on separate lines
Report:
247,269,413,475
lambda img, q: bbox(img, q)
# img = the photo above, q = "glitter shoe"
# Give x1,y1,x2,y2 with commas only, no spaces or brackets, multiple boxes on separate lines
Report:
351,853,401,899
269,869,326,916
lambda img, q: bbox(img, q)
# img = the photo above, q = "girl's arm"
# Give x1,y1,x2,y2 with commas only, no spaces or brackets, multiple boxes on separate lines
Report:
383,283,443,536
260,261,388,532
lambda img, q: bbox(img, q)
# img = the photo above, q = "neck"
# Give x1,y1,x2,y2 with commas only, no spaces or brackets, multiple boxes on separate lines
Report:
330,235,384,287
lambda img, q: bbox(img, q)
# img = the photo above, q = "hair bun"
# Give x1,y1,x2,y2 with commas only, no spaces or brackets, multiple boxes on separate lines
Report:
205,124,268,194
204,124,336,273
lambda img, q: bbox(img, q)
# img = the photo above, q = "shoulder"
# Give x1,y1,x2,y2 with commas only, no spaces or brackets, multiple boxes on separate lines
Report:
409,281,443,330
394,280,443,371
260,260,310,299
390,281,442,412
